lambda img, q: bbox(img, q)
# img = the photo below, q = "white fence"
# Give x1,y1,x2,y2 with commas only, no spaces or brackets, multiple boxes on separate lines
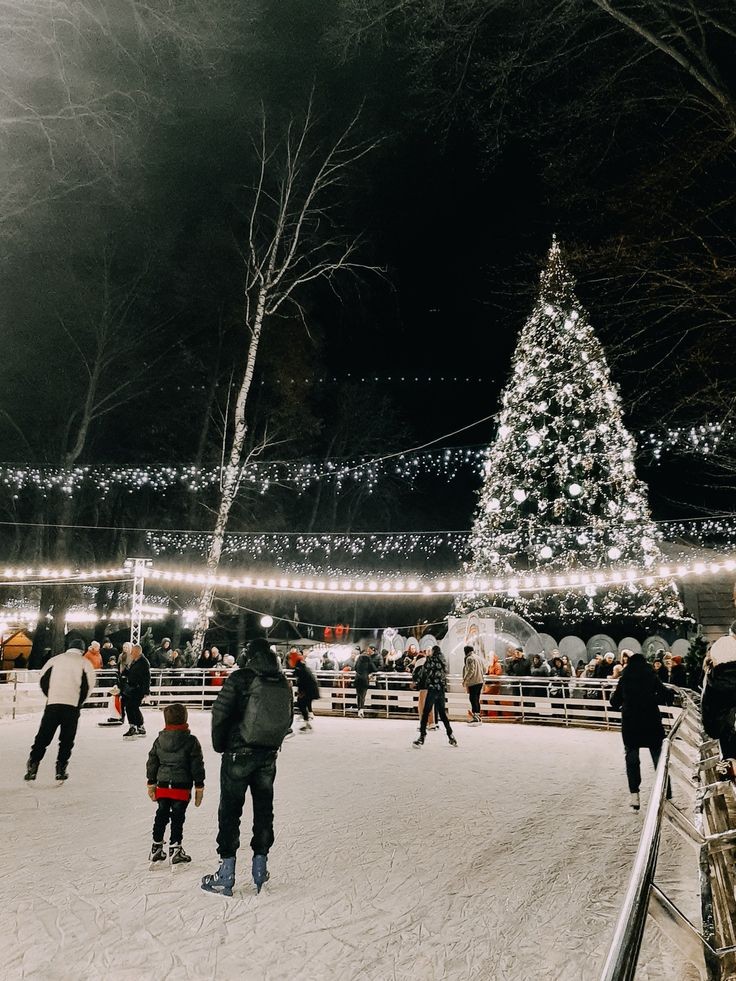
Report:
0,669,681,730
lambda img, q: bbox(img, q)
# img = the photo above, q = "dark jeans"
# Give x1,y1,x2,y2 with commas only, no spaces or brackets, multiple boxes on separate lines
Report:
468,684,482,715
126,694,144,727
624,741,672,798
296,694,313,722
420,689,453,739
217,751,277,859
29,704,80,770
355,680,369,710
152,798,189,845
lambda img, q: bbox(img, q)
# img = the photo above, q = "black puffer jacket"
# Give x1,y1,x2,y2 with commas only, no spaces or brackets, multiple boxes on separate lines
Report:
146,727,205,787
123,655,150,698
701,661,736,741
211,645,293,754
609,656,672,747
294,660,320,700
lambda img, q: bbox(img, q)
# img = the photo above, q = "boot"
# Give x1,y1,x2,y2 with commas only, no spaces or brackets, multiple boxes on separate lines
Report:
412,736,424,748
252,854,269,894
448,735,458,747
136,726,146,737
629,792,640,812
24,759,38,781
55,767,69,781
149,841,166,864
123,726,138,738
201,856,236,897
169,844,191,865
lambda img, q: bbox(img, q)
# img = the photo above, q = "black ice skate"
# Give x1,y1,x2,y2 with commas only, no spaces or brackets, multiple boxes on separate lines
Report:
715,759,736,781
169,844,191,865
123,726,138,738
252,854,269,894
412,736,424,748
55,768,69,781
24,759,38,781
149,842,167,866
448,735,458,747
135,726,146,737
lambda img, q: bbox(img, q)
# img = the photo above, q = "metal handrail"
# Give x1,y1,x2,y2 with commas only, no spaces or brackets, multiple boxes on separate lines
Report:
599,700,688,981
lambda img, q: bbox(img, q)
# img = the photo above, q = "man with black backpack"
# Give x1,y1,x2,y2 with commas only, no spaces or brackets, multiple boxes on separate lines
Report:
201,637,293,897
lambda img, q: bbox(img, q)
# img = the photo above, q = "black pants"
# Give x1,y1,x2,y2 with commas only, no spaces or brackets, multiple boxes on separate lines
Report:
420,689,453,739
126,694,144,727
297,694,312,722
217,751,277,859
29,704,80,770
468,684,482,715
152,798,189,845
355,680,369,710
624,741,672,798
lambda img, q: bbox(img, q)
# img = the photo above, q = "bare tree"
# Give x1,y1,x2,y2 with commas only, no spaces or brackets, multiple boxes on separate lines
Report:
191,99,380,653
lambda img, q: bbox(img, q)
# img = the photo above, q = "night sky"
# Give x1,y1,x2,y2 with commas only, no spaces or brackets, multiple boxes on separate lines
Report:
1,1,735,574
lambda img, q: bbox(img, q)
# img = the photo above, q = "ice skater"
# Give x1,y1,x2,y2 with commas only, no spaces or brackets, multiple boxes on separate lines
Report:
24,638,97,782
462,644,485,725
701,621,736,779
608,651,673,811
413,645,457,748
354,647,374,718
293,651,320,731
146,703,205,866
121,643,150,738
202,637,293,897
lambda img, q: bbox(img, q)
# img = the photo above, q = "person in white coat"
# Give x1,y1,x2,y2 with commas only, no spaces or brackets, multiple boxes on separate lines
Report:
24,639,97,781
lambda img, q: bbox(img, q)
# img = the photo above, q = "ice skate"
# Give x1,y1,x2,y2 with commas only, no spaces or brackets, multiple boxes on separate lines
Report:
24,759,38,781
468,715,482,726
169,844,191,865
135,726,146,737
448,735,458,747
123,726,138,738
299,721,312,732
252,854,269,894
357,709,364,719
412,736,424,748
629,792,640,812
55,768,69,781
149,842,167,867
201,857,236,897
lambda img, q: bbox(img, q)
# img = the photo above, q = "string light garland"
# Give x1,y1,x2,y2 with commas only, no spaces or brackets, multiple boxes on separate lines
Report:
0,557,730,597
0,420,732,501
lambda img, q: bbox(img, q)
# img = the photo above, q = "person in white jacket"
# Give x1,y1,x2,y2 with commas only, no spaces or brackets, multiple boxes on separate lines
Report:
25,639,97,782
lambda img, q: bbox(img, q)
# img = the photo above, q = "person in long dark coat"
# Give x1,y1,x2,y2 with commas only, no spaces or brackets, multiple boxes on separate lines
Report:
609,652,673,811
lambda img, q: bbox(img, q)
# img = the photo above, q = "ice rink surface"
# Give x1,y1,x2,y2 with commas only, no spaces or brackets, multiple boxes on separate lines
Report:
0,710,701,981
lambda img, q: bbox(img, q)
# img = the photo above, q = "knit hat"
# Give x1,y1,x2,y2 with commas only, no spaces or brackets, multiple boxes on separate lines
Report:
163,703,188,725
67,638,86,653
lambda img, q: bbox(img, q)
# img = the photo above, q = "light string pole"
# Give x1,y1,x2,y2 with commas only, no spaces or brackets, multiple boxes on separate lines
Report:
125,558,153,645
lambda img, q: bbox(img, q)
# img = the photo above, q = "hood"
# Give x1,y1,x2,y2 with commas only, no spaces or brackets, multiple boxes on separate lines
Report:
244,646,282,675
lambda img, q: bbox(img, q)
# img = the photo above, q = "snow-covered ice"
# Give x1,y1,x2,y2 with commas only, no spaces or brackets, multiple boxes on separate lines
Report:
0,711,701,981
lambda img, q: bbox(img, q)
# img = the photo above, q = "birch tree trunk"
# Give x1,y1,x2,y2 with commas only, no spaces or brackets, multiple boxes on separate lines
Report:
190,99,378,654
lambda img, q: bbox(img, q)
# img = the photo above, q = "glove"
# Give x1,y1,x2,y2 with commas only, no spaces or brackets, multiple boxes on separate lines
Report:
147,784,156,802
194,787,204,807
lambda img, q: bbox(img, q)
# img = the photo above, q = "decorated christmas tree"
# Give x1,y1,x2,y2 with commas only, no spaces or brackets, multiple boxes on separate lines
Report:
464,238,686,629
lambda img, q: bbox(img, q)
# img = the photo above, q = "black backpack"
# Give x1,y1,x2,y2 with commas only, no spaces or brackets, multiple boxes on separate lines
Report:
243,672,294,749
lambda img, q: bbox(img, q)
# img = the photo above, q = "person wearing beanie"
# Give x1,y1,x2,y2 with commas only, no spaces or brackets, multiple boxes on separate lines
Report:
202,636,293,897
702,621,736,776
146,703,205,866
24,639,97,782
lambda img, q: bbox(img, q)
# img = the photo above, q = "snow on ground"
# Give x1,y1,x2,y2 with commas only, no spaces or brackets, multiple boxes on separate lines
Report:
0,711,701,981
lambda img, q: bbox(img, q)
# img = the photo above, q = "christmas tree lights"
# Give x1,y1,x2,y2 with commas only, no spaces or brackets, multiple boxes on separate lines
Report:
464,238,687,625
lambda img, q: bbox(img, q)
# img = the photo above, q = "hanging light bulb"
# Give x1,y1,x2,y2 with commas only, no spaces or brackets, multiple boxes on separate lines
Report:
568,483,582,497
513,488,527,503
488,497,501,511
526,431,541,448
608,547,622,560
539,545,553,559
